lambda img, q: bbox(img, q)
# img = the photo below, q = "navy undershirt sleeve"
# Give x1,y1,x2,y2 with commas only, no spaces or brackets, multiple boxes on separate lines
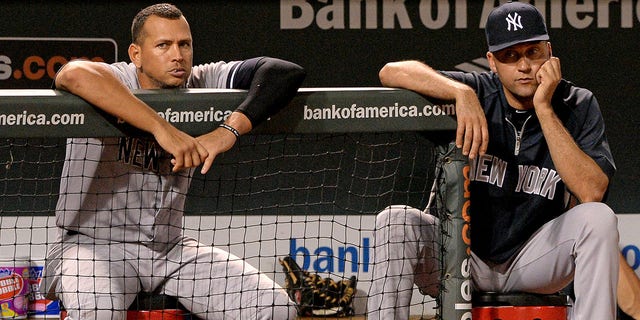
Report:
227,57,306,127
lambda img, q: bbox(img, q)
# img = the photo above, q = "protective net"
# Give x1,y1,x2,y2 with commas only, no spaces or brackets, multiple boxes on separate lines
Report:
0,89,468,319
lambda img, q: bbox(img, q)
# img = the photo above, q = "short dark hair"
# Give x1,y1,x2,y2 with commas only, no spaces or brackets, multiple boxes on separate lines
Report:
131,3,184,44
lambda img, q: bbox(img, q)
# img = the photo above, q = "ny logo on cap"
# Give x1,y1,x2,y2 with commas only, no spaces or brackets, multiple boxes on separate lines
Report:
506,12,523,31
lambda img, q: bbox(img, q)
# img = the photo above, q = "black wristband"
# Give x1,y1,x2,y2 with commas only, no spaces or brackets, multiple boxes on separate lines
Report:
219,123,240,138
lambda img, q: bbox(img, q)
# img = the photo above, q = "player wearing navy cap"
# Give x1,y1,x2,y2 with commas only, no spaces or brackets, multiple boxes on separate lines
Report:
43,3,305,319
368,2,619,319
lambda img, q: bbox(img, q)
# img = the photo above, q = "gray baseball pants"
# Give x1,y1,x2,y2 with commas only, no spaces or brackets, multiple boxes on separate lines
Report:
367,202,619,320
50,234,296,320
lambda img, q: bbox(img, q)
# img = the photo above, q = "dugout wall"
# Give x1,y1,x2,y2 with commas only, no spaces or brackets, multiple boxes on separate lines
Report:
0,88,470,319
0,1,637,213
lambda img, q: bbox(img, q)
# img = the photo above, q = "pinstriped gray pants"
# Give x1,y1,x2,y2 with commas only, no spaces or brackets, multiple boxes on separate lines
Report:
47,234,296,320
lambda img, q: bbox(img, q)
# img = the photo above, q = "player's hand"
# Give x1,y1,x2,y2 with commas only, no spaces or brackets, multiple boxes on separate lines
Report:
533,56,561,112
195,127,238,174
153,125,209,172
455,89,489,159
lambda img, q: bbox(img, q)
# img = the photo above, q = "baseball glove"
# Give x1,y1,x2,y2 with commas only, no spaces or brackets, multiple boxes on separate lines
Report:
279,256,357,317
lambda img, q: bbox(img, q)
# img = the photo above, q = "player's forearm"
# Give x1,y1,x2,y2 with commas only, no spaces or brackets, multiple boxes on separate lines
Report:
221,112,252,136
535,107,609,202
379,60,473,101
55,60,169,136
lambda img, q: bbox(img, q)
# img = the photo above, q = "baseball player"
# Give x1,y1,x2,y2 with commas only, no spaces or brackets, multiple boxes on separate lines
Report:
42,3,305,319
367,2,619,320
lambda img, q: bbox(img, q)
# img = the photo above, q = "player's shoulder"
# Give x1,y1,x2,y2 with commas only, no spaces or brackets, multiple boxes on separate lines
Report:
559,78,594,95
442,70,501,102
552,79,602,123
106,61,135,74
442,70,499,88
189,60,243,88
554,79,597,107
106,62,139,89
192,60,241,72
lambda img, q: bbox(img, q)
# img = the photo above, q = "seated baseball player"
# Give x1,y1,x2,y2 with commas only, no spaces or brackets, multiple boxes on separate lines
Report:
43,3,305,319
367,2,619,320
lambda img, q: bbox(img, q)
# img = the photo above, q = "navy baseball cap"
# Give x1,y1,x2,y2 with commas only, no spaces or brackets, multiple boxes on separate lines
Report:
485,1,549,52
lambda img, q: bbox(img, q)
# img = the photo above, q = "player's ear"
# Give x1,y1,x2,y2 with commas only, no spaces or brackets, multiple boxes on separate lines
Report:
486,51,497,73
129,43,142,68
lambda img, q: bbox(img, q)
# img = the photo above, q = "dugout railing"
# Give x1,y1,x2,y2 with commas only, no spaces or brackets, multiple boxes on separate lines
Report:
0,88,470,320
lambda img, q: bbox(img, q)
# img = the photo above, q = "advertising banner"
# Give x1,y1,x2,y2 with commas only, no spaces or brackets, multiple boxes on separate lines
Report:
0,1,636,212
0,38,117,89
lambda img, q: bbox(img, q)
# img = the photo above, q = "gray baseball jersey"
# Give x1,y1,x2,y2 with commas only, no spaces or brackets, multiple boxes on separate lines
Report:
46,60,298,319
55,61,241,246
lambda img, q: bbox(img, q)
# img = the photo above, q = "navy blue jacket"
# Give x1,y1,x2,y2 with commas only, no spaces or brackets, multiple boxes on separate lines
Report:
443,71,616,264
